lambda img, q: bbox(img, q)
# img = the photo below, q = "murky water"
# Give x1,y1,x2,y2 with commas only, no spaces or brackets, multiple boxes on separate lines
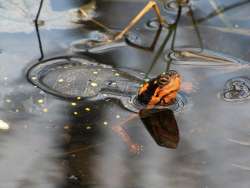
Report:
1,0,250,188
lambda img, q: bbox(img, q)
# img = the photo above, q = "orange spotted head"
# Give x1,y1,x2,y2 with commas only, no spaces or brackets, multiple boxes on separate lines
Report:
137,70,181,108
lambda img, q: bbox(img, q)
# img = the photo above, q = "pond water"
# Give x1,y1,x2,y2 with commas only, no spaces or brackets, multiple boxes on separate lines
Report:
1,0,250,188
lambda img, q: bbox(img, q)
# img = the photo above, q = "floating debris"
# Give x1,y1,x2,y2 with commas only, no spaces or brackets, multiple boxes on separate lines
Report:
228,138,250,146
166,48,244,67
232,164,250,171
222,76,250,102
73,0,97,22
71,31,141,53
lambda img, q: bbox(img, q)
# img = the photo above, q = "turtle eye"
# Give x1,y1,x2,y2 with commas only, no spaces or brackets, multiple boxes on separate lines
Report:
168,70,177,77
158,75,170,86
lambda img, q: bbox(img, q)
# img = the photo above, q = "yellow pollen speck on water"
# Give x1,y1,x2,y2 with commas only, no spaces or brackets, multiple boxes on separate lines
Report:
58,78,64,83
73,111,79,115
37,99,44,104
71,102,77,106
114,73,120,76
90,82,98,87
31,76,37,80
103,121,108,126
76,97,81,100
43,108,48,113
93,71,98,75
85,107,91,112
86,126,92,130
0,120,9,130
64,125,70,130
5,99,11,103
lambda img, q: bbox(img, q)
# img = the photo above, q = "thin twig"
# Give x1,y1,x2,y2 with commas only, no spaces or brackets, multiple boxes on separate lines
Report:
34,0,44,61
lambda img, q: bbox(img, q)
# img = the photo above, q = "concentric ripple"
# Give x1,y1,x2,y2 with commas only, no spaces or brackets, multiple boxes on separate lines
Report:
121,92,188,113
145,18,162,31
163,0,191,14
27,56,188,112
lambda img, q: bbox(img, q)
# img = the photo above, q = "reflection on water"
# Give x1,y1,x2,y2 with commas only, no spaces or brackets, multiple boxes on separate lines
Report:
140,108,179,148
1,0,250,188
